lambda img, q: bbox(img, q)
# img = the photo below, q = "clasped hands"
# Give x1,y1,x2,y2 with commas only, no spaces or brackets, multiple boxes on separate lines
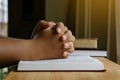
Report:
31,20,75,60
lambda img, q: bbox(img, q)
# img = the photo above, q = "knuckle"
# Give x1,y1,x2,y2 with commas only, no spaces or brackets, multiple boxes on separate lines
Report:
67,30,72,35
64,26,68,31
71,47,75,52
69,48,74,53
72,36,75,41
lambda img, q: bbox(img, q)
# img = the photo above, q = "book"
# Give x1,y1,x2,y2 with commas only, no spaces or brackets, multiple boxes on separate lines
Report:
71,50,107,57
74,38,98,49
17,56,105,72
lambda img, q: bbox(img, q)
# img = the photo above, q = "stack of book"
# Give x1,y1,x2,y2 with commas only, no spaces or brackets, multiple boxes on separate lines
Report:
74,38,98,49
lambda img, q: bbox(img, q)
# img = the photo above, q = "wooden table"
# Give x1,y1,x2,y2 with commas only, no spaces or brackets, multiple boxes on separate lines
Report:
3,57,120,80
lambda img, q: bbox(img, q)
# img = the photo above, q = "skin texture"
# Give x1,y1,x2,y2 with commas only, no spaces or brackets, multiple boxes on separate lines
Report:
32,20,75,57
0,20,75,68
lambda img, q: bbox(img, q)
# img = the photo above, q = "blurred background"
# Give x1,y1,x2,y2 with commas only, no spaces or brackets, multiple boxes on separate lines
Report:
0,0,115,62
0,0,120,79
0,0,7,36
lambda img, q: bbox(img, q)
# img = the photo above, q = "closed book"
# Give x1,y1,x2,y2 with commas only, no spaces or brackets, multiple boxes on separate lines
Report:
74,38,98,49
17,56,105,72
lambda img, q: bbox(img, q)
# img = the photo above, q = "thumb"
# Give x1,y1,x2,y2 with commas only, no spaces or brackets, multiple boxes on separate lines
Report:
31,20,51,38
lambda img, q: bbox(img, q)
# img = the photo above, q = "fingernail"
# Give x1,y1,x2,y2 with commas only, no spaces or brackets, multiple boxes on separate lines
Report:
57,28,61,33
63,52,69,57
64,43,69,48
63,35,67,40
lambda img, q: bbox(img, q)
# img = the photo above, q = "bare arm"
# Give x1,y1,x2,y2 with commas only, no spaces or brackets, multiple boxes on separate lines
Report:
0,38,34,68
0,29,74,68
0,21,75,68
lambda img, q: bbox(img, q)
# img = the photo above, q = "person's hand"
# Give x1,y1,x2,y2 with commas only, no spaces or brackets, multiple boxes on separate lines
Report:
31,20,59,39
31,20,75,59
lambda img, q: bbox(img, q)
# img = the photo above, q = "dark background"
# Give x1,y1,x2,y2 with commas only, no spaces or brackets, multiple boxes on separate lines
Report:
8,0,45,39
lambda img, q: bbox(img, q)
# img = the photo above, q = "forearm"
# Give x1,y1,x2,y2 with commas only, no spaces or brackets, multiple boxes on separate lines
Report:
0,39,33,68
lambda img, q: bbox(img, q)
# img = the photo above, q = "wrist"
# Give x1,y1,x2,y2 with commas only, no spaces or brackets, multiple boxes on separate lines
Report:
17,39,35,61
19,39,45,60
